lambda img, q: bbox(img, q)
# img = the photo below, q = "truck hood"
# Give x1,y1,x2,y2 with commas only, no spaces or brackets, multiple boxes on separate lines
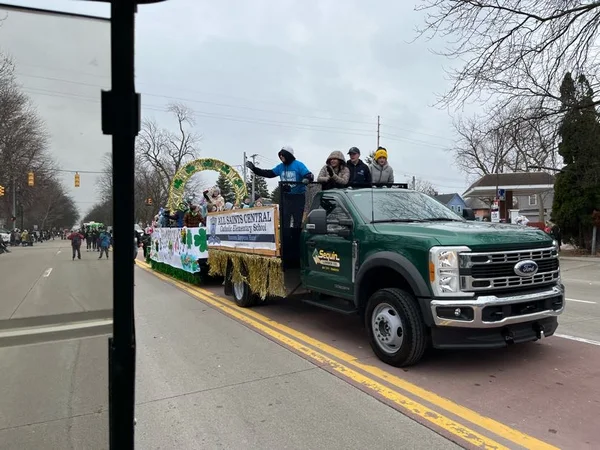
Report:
372,221,553,251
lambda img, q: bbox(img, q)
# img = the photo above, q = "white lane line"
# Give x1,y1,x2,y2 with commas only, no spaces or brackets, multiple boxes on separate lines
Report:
556,334,600,346
0,319,113,339
43,268,53,278
566,298,597,304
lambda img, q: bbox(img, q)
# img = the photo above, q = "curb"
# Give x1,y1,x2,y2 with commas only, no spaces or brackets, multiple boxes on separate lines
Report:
559,256,599,262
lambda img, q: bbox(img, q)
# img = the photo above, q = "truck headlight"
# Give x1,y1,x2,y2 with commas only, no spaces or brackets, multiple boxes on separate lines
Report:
429,246,471,297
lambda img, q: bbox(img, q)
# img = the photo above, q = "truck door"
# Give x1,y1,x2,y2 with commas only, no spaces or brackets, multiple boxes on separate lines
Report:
302,194,355,298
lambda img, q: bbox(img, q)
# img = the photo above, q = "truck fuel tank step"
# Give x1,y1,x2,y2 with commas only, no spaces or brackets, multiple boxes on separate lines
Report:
302,296,357,315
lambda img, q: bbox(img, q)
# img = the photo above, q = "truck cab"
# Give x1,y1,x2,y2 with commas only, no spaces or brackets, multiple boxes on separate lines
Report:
299,186,564,366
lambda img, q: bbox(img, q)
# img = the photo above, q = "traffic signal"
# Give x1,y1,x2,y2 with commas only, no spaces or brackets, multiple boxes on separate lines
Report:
10,216,16,222
74,172,80,187
146,197,153,206
28,172,34,187
0,185,4,196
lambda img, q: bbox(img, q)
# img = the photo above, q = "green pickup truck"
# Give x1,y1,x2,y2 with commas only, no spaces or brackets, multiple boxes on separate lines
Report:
225,185,564,367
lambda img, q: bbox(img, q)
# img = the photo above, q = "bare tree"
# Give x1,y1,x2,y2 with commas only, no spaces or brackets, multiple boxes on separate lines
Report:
96,152,112,202
451,104,560,178
412,178,438,195
0,52,69,227
136,102,201,200
416,1,600,117
452,116,515,177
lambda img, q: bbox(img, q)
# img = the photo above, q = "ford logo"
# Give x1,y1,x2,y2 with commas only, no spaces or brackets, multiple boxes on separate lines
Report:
514,260,539,277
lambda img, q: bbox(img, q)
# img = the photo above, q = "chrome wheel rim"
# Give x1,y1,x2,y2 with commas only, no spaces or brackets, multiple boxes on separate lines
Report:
372,302,404,354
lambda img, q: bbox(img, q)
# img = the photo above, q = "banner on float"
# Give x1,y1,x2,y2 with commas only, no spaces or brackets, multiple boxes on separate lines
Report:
149,226,209,273
206,205,280,256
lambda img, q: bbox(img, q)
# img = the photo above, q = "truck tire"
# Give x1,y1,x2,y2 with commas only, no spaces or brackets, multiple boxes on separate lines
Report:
365,288,427,367
226,263,257,308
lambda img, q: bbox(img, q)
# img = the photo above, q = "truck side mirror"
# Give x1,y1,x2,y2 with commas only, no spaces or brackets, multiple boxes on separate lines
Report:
306,208,327,234
338,218,353,228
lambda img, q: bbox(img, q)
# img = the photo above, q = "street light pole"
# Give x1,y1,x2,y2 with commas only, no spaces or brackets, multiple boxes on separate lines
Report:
250,154,258,201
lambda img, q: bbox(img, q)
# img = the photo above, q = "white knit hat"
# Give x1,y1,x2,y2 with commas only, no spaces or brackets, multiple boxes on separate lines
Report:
280,145,294,155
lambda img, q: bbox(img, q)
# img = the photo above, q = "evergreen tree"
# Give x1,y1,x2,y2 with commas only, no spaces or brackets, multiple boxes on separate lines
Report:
552,73,600,249
216,173,235,204
246,174,270,200
271,185,281,205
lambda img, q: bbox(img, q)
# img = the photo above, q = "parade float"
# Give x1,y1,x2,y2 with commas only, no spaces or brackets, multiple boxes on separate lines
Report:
148,157,285,296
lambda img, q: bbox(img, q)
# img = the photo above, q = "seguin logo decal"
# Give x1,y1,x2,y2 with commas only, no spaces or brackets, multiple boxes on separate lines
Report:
312,249,341,269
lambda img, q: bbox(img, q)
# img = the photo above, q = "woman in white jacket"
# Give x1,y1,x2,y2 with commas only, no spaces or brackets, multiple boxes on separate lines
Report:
370,147,394,184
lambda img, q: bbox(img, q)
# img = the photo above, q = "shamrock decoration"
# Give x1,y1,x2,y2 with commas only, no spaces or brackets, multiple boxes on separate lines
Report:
186,229,193,249
203,159,214,168
233,178,244,188
221,164,230,174
185,164,196,174
173,178,184,189
194,228,207,252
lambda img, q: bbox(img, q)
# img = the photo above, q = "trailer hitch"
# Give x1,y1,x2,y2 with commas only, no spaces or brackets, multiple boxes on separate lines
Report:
533,322,545,340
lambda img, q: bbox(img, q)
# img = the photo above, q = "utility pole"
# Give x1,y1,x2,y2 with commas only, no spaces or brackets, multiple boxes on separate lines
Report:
411,175,416,190
377,115,380,148
250,154,258,201
243,152,247,185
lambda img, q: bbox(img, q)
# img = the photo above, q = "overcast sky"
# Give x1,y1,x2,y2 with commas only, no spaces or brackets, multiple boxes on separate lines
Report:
1,0,469,216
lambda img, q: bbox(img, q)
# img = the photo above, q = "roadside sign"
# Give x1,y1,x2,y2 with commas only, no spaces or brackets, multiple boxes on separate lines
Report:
497,189,506,201
491,211,500,223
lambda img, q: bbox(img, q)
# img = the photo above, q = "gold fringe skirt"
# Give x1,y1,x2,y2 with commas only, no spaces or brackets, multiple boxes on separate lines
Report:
208,250,286,300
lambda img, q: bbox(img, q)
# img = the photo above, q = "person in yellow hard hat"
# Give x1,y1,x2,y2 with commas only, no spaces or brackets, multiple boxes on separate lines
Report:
370,147,394,184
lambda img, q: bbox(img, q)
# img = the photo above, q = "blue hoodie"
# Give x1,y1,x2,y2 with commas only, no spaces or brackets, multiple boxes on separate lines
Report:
251,148,313,195
99,231,111,248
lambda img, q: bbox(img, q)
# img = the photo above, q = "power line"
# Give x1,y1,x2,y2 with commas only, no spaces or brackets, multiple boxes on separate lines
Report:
17,72,378,126
15,66,380,120
21,86,454,153
17,71,452,140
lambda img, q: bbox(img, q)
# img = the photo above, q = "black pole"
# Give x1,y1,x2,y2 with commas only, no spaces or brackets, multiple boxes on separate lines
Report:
101,1,139,448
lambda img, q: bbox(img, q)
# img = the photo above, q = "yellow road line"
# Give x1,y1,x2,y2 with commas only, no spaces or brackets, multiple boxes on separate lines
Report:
190,286,558,450
137,262,508,450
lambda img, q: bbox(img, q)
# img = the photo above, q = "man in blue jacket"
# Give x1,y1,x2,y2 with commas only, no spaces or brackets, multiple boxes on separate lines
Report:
246,146,313,228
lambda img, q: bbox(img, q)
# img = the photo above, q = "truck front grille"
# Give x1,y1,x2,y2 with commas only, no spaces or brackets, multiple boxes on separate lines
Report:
459,246,559,292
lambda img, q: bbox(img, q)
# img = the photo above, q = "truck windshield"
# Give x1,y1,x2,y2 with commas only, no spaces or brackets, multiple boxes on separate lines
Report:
348,190,464,223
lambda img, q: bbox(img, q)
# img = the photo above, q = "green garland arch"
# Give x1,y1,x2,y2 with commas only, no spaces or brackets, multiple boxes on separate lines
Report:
167,158,247,211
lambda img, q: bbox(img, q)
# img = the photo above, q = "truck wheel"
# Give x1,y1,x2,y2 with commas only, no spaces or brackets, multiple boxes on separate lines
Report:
232,279,258,307
365,288,427,367
226,263,257,308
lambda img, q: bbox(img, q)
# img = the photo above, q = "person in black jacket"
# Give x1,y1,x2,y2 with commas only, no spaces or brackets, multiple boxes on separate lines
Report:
346,147,371,187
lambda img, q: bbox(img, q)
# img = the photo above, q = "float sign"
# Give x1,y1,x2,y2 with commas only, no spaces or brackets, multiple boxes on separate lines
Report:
207,205,279,256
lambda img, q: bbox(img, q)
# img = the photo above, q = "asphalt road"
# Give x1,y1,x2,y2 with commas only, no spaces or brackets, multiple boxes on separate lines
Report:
0,240,456,449
558,258,600,343
191,254,599,450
